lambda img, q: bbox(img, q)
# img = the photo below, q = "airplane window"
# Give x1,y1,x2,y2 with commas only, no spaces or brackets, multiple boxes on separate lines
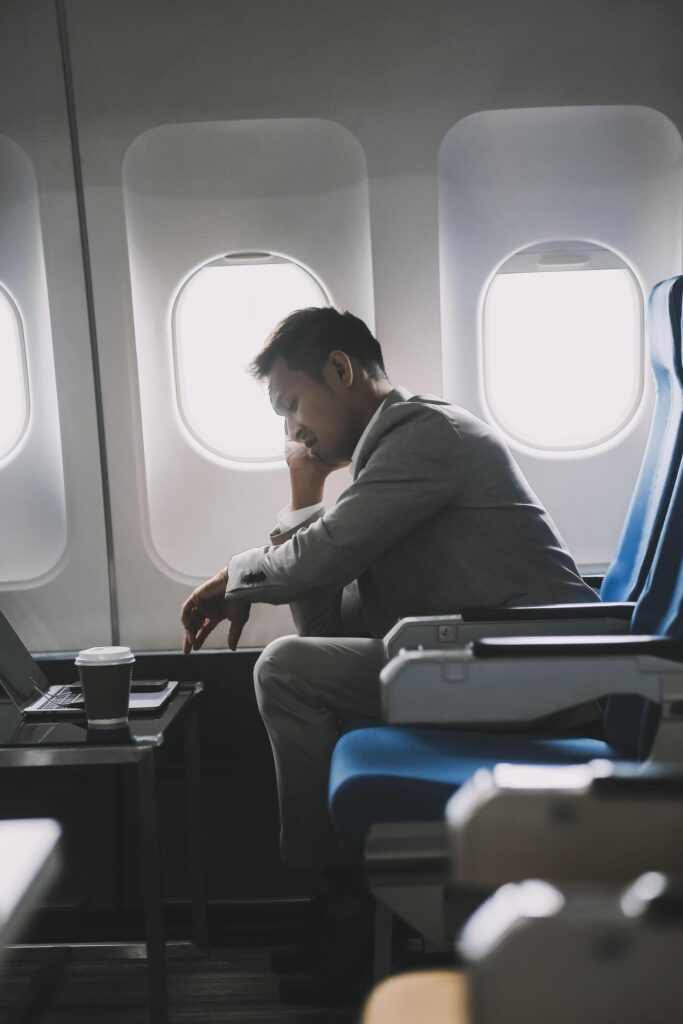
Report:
482,246,643,452
173,254,329,462
0,286,29,460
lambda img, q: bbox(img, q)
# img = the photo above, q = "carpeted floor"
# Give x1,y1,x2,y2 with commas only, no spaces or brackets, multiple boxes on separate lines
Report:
0,946,363,1023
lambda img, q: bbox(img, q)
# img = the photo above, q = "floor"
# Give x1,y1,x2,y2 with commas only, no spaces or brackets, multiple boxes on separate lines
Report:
0,946,362,1023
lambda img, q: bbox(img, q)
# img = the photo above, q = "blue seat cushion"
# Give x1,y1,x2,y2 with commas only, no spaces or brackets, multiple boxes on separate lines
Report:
329,726,619,858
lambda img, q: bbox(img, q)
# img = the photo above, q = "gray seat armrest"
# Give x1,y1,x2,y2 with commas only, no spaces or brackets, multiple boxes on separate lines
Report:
447,761,683,887
459,602,633,622
459,876,683,1024
383,606,633,661
472,633,683,659
380,642,683,733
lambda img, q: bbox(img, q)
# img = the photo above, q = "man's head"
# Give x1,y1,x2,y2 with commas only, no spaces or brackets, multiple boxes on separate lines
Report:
249,307,391,467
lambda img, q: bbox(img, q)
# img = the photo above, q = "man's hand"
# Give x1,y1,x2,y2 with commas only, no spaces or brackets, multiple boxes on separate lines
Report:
181,568,251,653
285,437,349,509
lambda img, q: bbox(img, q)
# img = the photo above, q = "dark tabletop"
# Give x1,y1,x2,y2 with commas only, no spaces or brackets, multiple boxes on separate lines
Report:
0,683,202,763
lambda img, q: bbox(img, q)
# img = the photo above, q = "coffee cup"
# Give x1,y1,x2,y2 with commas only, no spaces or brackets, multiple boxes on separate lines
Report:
75,646,135,727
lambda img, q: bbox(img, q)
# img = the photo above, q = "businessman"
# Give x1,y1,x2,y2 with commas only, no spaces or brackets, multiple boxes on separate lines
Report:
180,306,599,999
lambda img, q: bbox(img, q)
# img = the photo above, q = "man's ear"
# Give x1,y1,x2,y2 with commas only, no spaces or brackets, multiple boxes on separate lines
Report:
328,351,354,389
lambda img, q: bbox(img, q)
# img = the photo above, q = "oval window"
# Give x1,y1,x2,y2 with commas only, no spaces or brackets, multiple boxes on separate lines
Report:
482,244,643,452
173,254,329,461
0,286,29,460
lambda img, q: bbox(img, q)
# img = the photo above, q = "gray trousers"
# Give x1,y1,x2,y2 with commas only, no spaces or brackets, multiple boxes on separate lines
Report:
254,635,386,866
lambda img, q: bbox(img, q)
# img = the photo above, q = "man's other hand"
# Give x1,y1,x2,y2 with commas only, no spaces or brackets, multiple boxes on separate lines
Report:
181,568,251,653
285,437,348,479
285,437,349,510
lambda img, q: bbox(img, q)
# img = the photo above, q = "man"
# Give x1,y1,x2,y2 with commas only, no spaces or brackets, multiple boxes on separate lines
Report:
181,306,598,1001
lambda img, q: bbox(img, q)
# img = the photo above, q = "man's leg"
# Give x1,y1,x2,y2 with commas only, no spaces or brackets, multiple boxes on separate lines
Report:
254,634,385,867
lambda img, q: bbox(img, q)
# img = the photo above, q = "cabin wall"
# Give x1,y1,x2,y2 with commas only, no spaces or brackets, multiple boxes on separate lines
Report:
0,0,111,651
0,0,682,652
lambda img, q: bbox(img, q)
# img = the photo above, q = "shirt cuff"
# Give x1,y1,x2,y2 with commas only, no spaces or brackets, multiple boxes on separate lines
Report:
277,502,324,532
226,549,264,595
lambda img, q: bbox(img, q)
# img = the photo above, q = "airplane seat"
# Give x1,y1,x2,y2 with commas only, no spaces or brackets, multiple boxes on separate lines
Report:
328,317,683,959
329,727,617,860
361,876,683,1024
383,275,683,661
600,274,683,602
601,351,683,759
330,671,663,860
330,519,683,869
332,664,662,862
330,475,680,863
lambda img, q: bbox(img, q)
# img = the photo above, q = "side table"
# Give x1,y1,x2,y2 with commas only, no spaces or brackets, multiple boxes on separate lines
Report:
1,681,207,1024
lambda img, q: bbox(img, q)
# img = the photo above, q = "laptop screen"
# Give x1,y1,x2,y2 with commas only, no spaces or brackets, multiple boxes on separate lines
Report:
0,609,51,710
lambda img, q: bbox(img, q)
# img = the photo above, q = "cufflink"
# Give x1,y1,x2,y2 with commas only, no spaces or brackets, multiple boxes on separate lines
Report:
241,570,266,584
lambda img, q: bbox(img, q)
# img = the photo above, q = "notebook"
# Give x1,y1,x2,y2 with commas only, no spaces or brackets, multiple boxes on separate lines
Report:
0,610,178,717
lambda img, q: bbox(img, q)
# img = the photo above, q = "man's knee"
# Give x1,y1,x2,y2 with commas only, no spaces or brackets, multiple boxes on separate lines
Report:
253,634,309,705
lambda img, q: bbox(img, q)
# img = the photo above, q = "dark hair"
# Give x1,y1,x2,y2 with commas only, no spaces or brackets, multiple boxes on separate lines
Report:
248,307,386,382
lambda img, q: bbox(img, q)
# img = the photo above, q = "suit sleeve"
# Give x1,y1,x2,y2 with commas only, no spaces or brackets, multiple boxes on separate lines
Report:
268,512,347,637
225,404,461,605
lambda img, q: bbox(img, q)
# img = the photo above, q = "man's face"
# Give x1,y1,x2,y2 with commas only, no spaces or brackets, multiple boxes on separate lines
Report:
267,355,359,467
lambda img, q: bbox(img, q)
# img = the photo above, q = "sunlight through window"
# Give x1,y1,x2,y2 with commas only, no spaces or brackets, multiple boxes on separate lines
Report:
173,255,329,461
0,288,28,460
483,251,643,452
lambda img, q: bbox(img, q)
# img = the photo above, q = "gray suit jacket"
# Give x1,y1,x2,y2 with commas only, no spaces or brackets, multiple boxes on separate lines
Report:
226,387,599,638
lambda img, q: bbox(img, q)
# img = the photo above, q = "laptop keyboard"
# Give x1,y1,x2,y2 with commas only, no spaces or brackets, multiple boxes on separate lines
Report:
32,687,83,711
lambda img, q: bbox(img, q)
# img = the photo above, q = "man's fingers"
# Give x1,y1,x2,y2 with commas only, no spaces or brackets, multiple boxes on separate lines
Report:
227,619,242,651
181,594,204,632
181,572,230,652
227,604,251,651
181,598,202,653
228,617,247,651
182,593,247,653
193,617,220,651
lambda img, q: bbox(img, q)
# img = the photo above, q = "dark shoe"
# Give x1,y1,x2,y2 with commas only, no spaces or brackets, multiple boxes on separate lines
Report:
279,901,375,1005
279,970,371,1006
269,938,314,974
269,889,327,974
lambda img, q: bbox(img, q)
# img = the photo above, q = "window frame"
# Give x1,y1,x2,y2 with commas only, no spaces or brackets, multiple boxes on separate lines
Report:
480,243,645,455
0,283,30,463
170,251,330,464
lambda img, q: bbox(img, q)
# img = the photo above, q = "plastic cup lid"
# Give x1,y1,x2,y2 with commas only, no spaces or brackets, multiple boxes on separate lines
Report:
75,645,135,666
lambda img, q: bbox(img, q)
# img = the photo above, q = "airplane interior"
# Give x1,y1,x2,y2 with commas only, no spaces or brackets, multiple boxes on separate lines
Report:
1,0,683,1021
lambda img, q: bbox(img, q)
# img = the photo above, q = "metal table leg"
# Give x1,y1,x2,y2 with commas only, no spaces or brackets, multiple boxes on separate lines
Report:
184,703,208,954
137,748,168,1024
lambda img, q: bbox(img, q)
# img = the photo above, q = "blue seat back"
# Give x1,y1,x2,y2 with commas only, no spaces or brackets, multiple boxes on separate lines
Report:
605,355,683,755
630,433,683,640
601,276,683,601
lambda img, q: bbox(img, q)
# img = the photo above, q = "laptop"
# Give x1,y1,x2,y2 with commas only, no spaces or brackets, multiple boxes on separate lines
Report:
0,609,178,717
